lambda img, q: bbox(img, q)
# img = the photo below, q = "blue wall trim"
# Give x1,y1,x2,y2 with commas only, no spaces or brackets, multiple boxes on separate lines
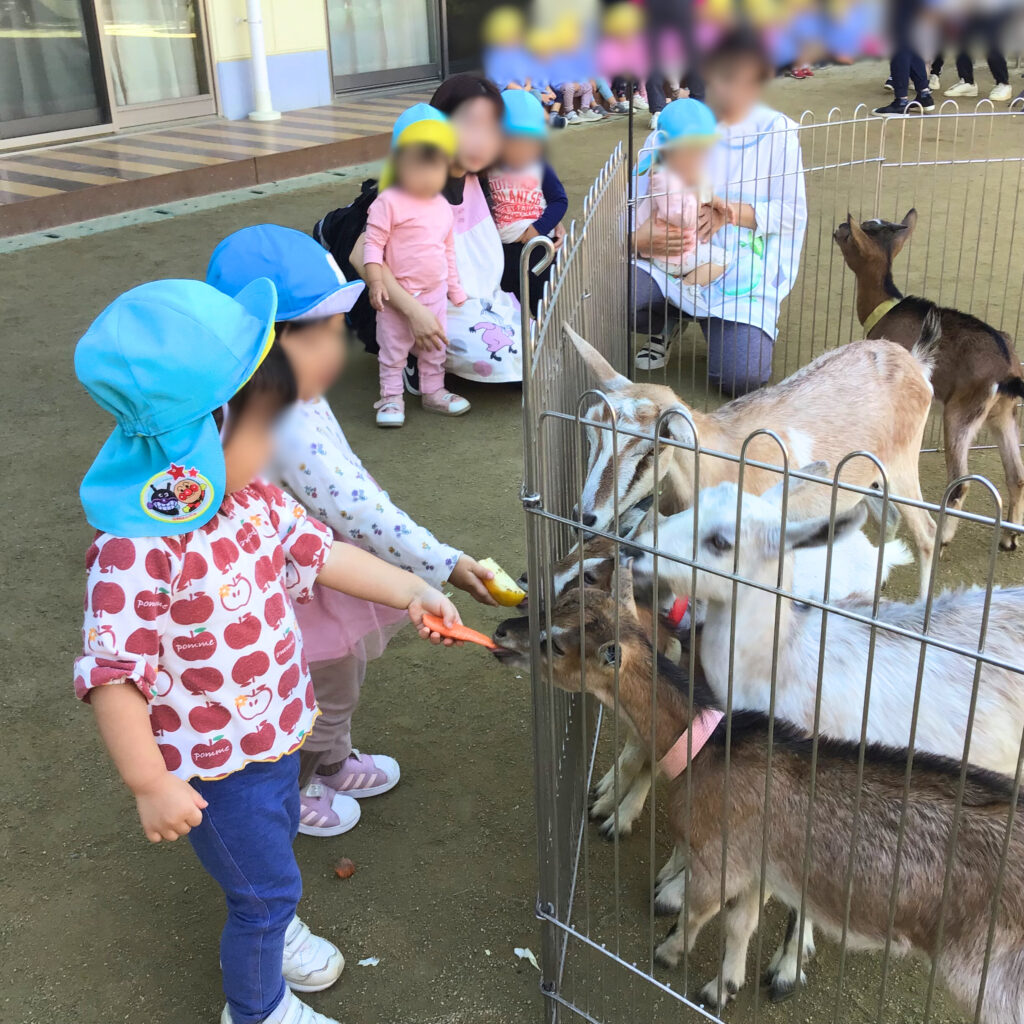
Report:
216,49,332,120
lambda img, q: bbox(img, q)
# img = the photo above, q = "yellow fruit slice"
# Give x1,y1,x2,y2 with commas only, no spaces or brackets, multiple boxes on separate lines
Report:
479,557,527,607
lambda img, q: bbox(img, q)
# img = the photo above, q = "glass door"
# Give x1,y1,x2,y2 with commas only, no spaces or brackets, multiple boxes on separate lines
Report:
326,0,441,92
0,0,109,141
98,0,215,127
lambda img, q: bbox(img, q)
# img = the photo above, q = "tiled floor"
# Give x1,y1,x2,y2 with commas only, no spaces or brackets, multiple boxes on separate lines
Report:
0,87,431,228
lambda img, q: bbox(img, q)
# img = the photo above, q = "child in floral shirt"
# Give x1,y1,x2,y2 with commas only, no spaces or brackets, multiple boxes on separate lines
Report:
207,225,497,838
74,278,461,1024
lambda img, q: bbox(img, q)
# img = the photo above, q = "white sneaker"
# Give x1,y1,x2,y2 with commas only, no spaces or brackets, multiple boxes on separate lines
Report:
298,781,361,837
374,394,405,427
632,94,649,110
990,83,1012,102
648,111,660,130
581,107,604,121
944,79,978,97
928,73,941,91
634,337,669,371
565,110,581,125
221,988,341,1024
283,916,345,992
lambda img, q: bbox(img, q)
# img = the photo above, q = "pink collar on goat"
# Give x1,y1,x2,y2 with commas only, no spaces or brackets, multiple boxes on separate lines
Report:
658,709,725,781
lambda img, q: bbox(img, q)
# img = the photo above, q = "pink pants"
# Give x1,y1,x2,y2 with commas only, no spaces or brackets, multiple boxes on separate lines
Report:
558,81,594,110
377,283,448,396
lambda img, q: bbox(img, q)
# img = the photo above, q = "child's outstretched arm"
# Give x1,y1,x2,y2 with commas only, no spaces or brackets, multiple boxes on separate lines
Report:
317,541,463,644
91,684,207,842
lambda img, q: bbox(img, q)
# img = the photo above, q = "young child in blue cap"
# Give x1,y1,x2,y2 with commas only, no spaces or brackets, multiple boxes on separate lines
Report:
363,103,469,427
73,278,463,1024
207,224,497,839
490,89,568,317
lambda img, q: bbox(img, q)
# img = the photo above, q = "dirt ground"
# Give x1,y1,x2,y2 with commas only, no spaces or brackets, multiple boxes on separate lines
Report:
1,61,1021,1024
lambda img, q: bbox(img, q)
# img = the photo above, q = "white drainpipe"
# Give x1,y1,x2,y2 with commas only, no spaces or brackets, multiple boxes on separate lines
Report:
245,0,281,121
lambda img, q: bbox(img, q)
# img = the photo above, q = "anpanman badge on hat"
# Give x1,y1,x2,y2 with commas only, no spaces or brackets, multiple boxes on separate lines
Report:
141,463,214,524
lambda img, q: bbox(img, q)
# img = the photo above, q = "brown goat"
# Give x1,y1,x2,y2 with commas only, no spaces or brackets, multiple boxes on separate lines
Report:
493,569,1024,1021
834,209,1024,550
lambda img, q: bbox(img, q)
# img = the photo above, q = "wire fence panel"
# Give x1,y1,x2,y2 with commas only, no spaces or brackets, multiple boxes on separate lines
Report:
518,108,1024,1024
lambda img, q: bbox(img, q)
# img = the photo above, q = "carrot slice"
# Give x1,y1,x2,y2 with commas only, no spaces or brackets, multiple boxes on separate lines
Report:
421,612,497,650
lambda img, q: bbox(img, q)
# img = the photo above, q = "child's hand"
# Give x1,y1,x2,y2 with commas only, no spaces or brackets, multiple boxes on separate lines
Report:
516,225,541,244
369,281,389,311
134,773,207,843
448,289,467,308
409,587,463,645
449,555,499,606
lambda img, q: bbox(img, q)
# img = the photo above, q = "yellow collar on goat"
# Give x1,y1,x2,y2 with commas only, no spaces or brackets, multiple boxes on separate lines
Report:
657,709,725,780
863,297,901,336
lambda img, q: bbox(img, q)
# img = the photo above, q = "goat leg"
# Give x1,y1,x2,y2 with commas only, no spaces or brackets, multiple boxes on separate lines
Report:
940,399,989,549
764,909,816,1002
990,396,1024,551
597,767,652,839
698,883,765,1010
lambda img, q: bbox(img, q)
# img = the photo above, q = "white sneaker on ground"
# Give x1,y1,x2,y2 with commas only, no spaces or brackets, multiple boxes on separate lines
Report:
632,94,649,110
283,916,345,992
928,73,941,91
297,781,361,837
944,79,978,97
221,988,341,1024
648,111,660,130
581,107,604,121
990,83,1012,102
634,337,669,371
565,110,581,125
374,394,405,427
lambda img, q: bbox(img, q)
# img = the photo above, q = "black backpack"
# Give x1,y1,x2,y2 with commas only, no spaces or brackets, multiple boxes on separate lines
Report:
312,178,379,353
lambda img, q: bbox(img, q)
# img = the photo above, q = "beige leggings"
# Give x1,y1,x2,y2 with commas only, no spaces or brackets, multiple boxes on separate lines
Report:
305,642,368,765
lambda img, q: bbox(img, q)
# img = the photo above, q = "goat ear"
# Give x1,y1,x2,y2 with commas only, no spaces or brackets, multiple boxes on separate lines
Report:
615,558,639,617
658,405,697,446
890,210,917,256
846,214,870,250
783,501,869,553
564,323,631,390
760,461,831,507
901,208,918,232
598,641,621,667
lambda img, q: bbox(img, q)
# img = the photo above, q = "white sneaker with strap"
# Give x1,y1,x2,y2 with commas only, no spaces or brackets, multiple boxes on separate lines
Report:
374,394,405,427
221,988,340,1024
422,389,470,416
282,916,345,992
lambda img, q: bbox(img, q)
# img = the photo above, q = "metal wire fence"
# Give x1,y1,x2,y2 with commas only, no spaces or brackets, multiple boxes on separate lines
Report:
517,106,1024,1024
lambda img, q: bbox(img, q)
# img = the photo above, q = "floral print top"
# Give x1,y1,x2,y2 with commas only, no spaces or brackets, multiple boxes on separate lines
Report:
275,398,461,590
74,481,332,781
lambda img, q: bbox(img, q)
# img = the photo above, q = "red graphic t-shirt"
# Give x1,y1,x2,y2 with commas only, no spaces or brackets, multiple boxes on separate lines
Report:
74,480,332,781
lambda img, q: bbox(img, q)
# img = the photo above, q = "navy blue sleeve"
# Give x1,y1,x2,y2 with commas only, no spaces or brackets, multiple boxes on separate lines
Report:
532,163,568,237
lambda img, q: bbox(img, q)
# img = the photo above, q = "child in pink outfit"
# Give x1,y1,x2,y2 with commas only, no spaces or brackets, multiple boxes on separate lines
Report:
363,104,470,428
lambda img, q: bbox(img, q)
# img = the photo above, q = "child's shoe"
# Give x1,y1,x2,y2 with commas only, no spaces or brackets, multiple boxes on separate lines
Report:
883,76,894,92
648,111,659,130
298,779,361,836
928,72,941,91
632,93,649,110
221,988,340,1024
422,389,471,416
565,109,581,125
318,749,401,799
550,113,567,129
944,78,978,97
374,394,405,427
581,107,604,121
402,355,421,395
283,916,345,992
990,83,1012,102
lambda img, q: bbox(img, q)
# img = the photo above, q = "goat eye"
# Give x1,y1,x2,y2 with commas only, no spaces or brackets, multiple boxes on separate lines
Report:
706,532,733,553
583,570,598,585
549,635,565,656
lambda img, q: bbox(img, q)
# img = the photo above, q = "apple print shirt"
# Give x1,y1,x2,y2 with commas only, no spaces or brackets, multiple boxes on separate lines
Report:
74,480,332,782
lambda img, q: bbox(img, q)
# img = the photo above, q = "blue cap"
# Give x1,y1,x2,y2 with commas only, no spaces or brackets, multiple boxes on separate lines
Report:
207,224,364,320
76,278,277,537
658,98,719,147
501,89,547,138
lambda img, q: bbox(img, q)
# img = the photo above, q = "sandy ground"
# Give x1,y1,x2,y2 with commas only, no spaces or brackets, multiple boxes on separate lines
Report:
1,61,1021,1024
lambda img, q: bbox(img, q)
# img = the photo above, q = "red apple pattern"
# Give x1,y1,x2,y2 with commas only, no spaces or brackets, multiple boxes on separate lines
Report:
77,483,330,780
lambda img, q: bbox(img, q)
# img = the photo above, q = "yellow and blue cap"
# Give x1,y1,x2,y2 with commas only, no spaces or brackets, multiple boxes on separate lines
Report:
379,103,456,189
76,278,278,537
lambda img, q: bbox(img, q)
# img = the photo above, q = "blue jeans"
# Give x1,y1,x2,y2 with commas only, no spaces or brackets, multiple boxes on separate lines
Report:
631,266,775,396
189,754,302,1024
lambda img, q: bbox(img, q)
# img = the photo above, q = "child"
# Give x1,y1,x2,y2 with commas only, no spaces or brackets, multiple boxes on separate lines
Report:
363,104,468,428
645,98,731,287
74,278,462,1024
491,90,569,317
207,224,497,837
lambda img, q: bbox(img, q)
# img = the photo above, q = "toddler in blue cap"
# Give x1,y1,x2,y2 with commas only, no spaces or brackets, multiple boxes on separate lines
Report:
73,278,463,1024
490,89,568,317
208,224,498,839
643,98,732,287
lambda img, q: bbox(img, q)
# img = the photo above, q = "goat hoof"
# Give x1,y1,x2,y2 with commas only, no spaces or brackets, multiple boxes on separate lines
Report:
653,897,680,917
999,535,1018,552
698,980,737,1011
653,945,679,970
598,818,629,841
768,974,804,1003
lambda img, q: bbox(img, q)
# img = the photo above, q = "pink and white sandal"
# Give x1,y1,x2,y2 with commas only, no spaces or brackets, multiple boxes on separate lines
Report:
317,750,401,799
422,389,471,416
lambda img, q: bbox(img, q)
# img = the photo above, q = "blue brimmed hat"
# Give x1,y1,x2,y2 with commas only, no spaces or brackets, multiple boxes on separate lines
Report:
379,103,456,189
207,224,364,320
76,278,278,537
501,89,547,138
636,98,720,175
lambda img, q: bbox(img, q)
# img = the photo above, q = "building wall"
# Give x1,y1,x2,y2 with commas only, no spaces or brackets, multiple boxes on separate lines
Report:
207,0,333,119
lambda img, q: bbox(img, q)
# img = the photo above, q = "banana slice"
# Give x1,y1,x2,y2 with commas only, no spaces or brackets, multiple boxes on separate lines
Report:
479,558,527,607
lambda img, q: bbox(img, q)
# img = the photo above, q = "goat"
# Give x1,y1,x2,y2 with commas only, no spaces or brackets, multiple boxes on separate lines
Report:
492,569,1024,1021
834,209,1024,550
564,321,939,595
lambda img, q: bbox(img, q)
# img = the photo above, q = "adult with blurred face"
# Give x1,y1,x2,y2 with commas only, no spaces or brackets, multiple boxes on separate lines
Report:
631,29,808,397
353,73,529,389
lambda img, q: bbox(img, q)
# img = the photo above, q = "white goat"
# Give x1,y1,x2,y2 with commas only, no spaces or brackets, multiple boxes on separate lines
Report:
565,321,939,595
